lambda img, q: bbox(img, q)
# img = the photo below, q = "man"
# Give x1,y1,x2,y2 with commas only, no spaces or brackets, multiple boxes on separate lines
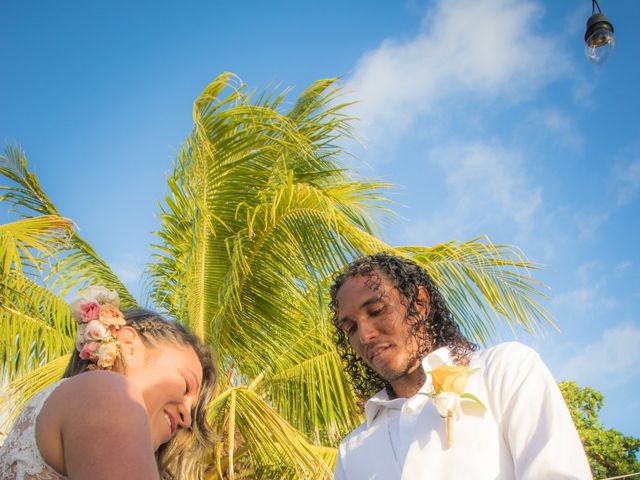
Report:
330,253,591,479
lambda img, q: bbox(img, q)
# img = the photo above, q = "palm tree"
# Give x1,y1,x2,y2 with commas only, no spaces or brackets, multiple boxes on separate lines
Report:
0,73,552,478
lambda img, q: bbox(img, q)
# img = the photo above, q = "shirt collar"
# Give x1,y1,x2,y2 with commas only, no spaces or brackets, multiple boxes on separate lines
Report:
363,346,453,427
421,346,452,372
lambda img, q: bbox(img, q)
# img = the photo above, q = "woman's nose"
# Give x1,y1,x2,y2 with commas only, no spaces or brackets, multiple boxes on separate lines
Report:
177,401,193,429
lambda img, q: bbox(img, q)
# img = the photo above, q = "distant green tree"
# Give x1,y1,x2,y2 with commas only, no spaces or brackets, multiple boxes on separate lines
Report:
560,381,640,479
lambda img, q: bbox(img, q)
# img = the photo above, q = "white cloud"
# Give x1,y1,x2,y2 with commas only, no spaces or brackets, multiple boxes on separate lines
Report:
109,253,145,298
348,0,569,143
553,262,617,313
558,156,640,239
401,141,543,244
553,285,617,313
521,108,584,151
614,260,633,275
557,323,640,388
614,158,640,206
572,210,609,239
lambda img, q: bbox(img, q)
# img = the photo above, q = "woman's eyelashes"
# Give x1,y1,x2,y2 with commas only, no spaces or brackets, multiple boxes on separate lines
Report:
184,378,191,396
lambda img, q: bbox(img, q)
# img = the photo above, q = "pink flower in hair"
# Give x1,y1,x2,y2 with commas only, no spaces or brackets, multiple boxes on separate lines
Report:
84,320,107,341
79,341,99,360
80,302,100,322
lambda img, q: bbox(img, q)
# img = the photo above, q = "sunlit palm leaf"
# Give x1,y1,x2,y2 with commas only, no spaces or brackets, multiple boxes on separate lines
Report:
399,237,554,344
0,145,60,216
0,274,74,381
0,147,136,305
0,216,73,279
247,274,360,445
210,387,333,479
1,73,558,480
0,354,69,436
146,74,390,476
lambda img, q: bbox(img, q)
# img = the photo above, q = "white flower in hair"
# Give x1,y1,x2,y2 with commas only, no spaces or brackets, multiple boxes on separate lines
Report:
96,342,119,369
83,285,120,307
84,320,108,341
75,323,87,351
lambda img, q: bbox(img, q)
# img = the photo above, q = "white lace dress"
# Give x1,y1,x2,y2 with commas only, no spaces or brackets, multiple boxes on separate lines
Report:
0,380,67,480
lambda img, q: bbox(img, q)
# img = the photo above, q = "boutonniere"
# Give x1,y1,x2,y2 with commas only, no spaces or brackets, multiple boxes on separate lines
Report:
429,365,486,448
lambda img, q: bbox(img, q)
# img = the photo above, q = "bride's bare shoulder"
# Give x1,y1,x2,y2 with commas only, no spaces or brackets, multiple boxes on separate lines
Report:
53,370,144,404
38,371,150,477
40,371,157,478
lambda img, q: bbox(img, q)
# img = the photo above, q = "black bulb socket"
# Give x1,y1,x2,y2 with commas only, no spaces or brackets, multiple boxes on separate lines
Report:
584,13,614,43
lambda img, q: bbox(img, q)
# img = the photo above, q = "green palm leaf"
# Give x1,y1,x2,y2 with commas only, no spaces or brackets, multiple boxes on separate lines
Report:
0,354,69,436
209,386,333,479
1,147,136,305
0,215,73,279
2,74,557,479
399,237,554,344
0,274,74,381
249,279,361,445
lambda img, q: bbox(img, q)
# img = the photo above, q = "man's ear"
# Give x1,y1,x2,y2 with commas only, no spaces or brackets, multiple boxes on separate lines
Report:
416,286,431,318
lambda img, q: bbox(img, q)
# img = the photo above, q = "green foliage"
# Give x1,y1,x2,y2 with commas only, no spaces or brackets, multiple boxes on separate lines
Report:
560,381,640,479
0,146,136,305
2,73,559,479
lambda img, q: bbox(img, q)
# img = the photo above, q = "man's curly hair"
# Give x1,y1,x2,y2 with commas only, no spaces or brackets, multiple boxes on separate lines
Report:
329,253,477,402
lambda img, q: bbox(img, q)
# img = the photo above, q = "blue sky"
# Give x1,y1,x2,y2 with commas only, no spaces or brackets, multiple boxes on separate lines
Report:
2,0,639,438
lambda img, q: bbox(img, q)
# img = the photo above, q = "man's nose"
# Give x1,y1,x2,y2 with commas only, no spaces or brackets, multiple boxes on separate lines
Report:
357,318,379,345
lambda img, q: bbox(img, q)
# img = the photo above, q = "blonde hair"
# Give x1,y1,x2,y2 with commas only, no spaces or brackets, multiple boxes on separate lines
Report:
64,308,217,480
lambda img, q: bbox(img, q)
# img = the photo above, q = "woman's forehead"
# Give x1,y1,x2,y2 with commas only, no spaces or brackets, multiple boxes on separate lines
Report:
154,343,203,375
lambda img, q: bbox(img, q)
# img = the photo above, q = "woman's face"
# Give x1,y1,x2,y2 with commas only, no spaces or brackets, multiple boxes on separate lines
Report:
125,340,203,451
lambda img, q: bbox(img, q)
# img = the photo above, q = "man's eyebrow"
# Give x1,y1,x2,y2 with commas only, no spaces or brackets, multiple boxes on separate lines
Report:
338,293,385,324
360,294,384,309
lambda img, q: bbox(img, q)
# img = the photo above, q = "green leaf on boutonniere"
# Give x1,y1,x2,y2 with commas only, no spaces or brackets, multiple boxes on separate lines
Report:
460,392,487,411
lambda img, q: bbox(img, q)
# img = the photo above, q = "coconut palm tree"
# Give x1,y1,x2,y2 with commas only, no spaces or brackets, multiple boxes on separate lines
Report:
0,73,551,478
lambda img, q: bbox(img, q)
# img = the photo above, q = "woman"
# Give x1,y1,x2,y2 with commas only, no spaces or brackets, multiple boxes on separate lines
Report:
0,286,217,480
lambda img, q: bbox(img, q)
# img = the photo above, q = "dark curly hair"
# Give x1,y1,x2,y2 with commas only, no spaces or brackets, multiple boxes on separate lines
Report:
329,253,476,402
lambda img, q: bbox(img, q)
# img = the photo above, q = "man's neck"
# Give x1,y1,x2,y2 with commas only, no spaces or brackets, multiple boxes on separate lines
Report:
389,366,426,399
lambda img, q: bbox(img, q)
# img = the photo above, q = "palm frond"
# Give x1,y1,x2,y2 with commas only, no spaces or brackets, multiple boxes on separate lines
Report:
399,237,554,344
0,273,74,381
210,387,334,479
0,145,136,305
0,216,73,279
0,354,69,435
0,145,61,216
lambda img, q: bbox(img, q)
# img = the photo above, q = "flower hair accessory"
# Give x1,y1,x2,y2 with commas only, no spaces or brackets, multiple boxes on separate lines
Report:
70,286,126,369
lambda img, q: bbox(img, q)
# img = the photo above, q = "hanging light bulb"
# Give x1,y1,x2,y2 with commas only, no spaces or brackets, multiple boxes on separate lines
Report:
585,0,615,63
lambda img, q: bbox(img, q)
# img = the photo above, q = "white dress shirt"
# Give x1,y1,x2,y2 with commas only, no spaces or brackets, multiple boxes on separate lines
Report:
334,342,592,479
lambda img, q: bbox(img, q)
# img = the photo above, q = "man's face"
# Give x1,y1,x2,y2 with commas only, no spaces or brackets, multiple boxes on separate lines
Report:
335,273,422,383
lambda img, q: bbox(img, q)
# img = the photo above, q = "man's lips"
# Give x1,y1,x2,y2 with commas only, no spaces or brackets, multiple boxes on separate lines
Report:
367,344,392,363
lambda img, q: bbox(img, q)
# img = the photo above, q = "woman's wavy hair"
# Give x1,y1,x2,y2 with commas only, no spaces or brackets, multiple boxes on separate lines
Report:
329,253,476,402
63,308,217,480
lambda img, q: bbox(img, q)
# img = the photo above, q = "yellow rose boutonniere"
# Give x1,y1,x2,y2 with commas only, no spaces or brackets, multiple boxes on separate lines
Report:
429,365,486,448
